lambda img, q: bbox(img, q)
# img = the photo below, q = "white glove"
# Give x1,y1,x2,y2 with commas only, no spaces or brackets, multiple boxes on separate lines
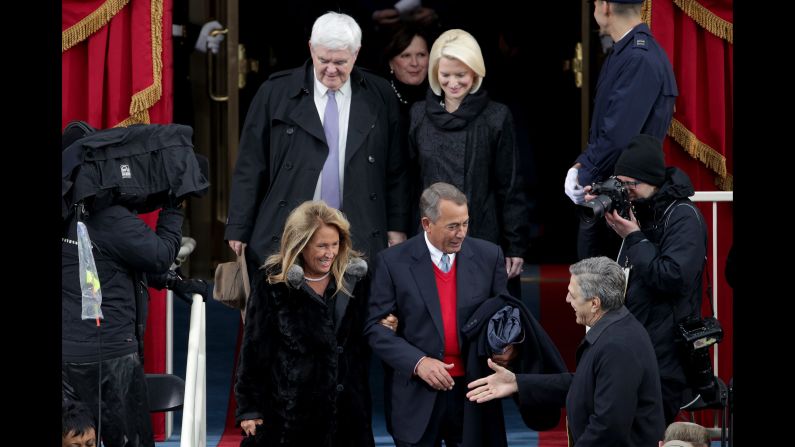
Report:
394,0,421,14
564,167,585,204
195,20,224,54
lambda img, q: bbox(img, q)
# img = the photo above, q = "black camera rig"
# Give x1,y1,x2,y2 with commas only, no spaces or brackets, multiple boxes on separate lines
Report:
580,176,633,220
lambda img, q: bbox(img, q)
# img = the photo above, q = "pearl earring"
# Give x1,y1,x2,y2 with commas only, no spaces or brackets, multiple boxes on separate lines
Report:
390,68,394,75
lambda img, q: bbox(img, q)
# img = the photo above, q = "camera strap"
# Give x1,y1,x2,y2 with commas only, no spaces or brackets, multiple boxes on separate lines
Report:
662,200,714,321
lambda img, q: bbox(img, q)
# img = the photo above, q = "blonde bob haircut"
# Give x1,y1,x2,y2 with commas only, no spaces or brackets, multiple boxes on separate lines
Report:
428,29,486,96
263,201,361,296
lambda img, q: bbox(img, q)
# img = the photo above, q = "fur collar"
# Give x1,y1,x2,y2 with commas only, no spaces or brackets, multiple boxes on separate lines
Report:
286,257,368,289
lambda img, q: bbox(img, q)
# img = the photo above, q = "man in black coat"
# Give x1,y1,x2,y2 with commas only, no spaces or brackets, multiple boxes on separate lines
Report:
365,183,516,447
225,11,409,271
466,256,665,446
603,134,708,424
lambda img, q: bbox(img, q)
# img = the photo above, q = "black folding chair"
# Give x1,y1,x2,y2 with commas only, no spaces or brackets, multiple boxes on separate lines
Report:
146,373,185,412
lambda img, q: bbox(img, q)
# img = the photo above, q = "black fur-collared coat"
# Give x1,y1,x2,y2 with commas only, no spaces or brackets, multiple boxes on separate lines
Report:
235,261,374,447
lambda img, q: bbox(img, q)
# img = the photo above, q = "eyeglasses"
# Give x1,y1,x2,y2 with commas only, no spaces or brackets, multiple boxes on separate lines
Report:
621,180,641,188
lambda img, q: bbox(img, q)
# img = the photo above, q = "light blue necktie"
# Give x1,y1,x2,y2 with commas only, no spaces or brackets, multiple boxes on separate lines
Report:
440,253,451,273
321,90,340,209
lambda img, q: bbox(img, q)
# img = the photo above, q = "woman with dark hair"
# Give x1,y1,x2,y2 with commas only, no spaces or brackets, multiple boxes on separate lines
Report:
383,25,431,118
382,25,432,236
236,200,383,446
409,29,529,293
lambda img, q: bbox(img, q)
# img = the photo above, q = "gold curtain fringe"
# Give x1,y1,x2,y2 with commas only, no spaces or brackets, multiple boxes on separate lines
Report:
127,0,164,119
673,0,733,44
641,0,653,27
114,110,150,127
62,0,130,52
715,173,733,191
668,118,731,190
114,0,162,127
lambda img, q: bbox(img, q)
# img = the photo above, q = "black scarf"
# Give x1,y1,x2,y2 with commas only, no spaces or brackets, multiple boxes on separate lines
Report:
425,88,490,130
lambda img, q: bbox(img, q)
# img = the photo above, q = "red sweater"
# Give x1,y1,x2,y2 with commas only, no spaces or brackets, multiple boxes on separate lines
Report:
433,260,465,377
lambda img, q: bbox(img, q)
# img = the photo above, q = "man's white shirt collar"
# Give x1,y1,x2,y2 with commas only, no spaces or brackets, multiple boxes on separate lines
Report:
424,231,456,270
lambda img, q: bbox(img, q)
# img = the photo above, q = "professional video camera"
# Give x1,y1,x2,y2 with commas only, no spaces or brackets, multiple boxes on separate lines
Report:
677,316,724,404
62,122,209,219
580,176,632,220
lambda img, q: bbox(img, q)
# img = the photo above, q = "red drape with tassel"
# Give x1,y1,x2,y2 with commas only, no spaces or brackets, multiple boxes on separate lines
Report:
62,0,174,440
648,0,734,399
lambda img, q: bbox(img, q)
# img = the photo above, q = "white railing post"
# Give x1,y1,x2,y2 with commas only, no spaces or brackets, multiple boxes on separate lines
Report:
166,289,173,438
690,191,733,377
181,293,207,447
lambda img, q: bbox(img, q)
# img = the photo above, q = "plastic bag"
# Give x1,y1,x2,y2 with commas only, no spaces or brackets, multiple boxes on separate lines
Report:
77,221,103,320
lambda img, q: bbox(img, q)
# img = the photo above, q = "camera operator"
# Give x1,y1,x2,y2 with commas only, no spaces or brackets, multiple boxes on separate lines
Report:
61,197,208,447
586,134,707,425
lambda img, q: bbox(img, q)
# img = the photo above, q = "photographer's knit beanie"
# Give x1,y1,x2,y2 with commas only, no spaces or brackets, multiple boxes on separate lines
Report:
614,134,666,186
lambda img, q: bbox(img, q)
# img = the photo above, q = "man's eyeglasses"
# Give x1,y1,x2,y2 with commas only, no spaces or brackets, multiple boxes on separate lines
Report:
621,180,641,188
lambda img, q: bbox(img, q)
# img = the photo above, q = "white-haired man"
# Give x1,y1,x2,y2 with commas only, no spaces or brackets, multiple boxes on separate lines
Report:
227,12,410,275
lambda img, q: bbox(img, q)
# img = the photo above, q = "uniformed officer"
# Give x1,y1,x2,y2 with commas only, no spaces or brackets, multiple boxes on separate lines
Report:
563,0,678,260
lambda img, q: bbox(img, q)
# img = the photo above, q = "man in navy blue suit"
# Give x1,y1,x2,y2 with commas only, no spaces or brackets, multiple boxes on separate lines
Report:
365,182,515,447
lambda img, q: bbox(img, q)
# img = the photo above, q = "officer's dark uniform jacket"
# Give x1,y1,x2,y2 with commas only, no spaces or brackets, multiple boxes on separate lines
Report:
617,167,707,386
225,60,409,266
576,23,678,186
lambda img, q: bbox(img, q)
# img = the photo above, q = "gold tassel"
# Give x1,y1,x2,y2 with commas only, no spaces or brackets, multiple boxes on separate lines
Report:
668,119,732,190
114,0,163,127
673,0,733,44
62,0,130,52
715,173,733,191
642,0,653,27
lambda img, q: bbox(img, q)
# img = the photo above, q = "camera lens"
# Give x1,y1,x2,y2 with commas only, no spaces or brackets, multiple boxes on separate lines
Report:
581,195,613,219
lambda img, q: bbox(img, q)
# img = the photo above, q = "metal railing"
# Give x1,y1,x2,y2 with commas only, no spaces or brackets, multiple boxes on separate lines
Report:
180,292,207,447
690,191,733,376
165,237,207,446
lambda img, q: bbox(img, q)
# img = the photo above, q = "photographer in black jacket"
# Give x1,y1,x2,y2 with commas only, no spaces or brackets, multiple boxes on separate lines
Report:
594,134,707,425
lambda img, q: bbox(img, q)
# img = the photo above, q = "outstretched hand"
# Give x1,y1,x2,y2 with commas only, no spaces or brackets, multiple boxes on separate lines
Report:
466,358,518,403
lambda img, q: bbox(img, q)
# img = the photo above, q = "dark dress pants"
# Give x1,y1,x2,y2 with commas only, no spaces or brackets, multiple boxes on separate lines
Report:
394,377,466,447
62,352,154,447
577,208,622,260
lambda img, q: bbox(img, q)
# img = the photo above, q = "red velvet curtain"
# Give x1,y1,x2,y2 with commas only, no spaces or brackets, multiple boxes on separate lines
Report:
62,0,174,439
647,0,734,389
